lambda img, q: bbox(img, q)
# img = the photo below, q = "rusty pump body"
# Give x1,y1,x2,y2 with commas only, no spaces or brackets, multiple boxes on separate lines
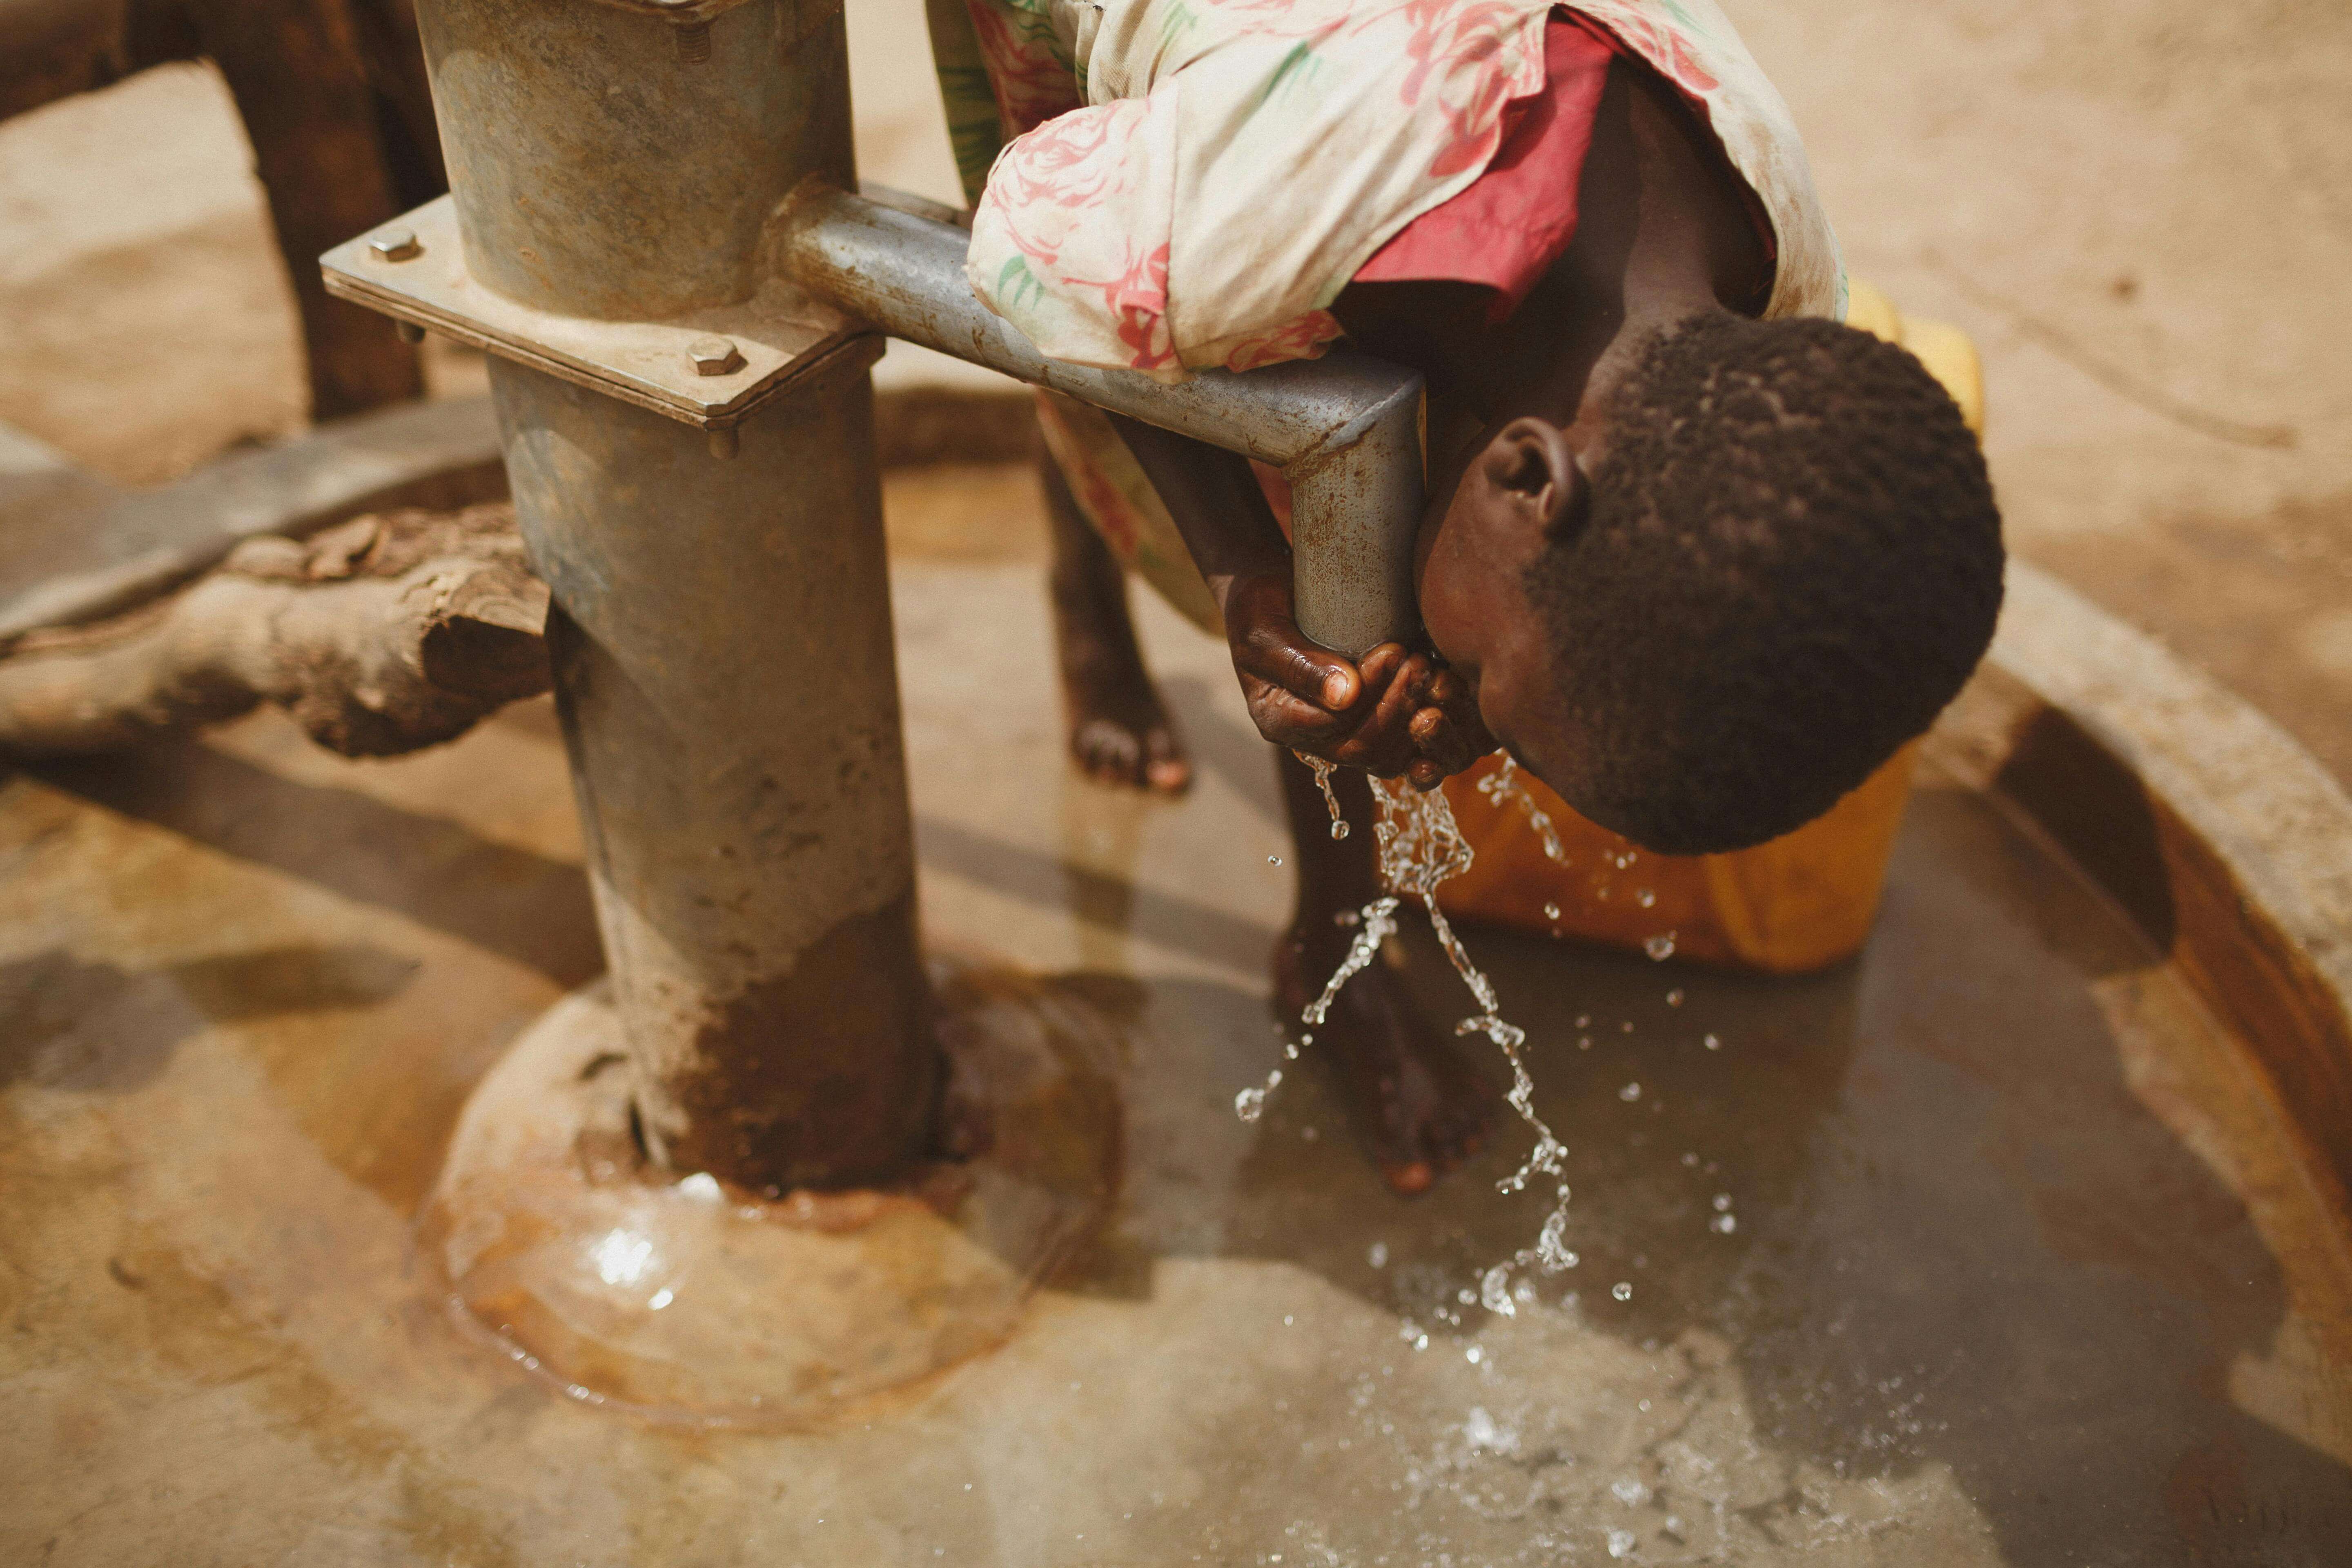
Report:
322,0,1424,1194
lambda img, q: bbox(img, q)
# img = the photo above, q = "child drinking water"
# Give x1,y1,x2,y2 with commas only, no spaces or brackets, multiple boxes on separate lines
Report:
930,0,2004,1193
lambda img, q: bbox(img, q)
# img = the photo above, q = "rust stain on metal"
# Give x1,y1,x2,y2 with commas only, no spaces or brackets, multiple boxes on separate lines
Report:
662,890,941,1193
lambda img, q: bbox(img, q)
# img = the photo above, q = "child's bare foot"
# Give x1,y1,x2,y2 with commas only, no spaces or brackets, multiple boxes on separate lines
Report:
1061,644,1192,793
1275,920,1492,1196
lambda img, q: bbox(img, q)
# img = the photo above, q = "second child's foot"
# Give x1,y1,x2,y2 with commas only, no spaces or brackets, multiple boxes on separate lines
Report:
1274,920,1492,1196
1063,653,1192,794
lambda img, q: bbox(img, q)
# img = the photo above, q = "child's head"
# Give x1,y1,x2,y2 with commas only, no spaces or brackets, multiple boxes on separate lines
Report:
1419,311,2004,854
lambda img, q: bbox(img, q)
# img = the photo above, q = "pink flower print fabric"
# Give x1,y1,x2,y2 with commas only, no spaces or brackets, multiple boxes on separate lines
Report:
964,0,1553,381
947,0,1843,379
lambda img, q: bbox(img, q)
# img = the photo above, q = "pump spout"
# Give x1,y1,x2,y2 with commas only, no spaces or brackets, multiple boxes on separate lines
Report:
775,184,1425,659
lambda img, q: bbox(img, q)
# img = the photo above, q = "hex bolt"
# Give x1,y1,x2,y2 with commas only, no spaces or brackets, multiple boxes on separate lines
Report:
368,227,422,263
686,336,744,377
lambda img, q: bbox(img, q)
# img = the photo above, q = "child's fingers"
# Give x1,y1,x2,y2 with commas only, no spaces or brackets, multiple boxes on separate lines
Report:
1241,643,1413,753
1321,651,1427,775
1412,662,1498,760
1238,621,1361,710
1408,705,1477,778
1228,590,1397,714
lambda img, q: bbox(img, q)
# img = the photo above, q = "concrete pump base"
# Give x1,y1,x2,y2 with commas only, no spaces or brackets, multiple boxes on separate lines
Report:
421,966,1121,1428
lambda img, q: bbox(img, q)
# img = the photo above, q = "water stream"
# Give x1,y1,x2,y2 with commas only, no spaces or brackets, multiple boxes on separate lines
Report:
1243,753,1603,1312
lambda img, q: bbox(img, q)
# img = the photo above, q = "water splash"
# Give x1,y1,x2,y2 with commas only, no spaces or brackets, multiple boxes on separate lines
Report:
1296,751,1352,840
1235,1070,1281,1123
1245,761,1583,1304
1475,753,1567,864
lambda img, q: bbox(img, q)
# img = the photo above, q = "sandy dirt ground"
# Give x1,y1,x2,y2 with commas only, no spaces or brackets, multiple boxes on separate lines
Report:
0,0,2345,782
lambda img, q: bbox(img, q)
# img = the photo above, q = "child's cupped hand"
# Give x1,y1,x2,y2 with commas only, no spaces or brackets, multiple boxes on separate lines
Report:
1222,572,1494,788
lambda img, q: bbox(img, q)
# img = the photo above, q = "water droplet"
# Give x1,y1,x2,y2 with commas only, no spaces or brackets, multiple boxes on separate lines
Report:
1711,1213,1737,1234
589,1229,655,1286
1680,1152,1699,1166
1713,1193,1733,1211
1561,1250,1580,1268
1464,1405,1517,1452
1543,902,1561,920
1578,1036,1592,1050
1665,988,1684,1007
1234,1085,1267,1122
1607,1527,1637,1559
647,1287,674,1310
1283,1041,1300,1059
1611,1477,1653,1506
1480,1263,1516,1316
1268,854,1283,866
1368,1241,1389,1269
1414,1333,1430,1351
1704,1032,1722,1051
1465,1345,1484,1364
1644,932,1677,961
1576,1015,1590,1028
1457,1287,1477,1305
1612,1281,1633,1302
1636,888,1657,909
1619,1082,1642,1102
1283,1314,1294,1327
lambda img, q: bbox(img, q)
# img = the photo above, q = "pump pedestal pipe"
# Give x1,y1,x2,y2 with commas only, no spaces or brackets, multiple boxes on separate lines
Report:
321,0,1423,1418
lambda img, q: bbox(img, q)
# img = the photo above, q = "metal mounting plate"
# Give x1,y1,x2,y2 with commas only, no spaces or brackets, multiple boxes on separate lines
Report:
322,196,868,431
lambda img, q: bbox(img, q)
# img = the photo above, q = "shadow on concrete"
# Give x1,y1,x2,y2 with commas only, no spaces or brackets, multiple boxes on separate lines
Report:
917,813,1274,975
0,942,419,1095
30,742,602,987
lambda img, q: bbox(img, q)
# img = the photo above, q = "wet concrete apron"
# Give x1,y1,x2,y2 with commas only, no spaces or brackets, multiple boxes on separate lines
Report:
3,558,2348,1566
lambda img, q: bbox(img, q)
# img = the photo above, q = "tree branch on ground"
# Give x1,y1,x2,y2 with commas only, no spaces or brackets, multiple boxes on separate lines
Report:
0,503,548,757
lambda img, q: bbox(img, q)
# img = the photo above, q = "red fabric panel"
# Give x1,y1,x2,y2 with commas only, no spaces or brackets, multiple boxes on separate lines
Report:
1352,13,1618,321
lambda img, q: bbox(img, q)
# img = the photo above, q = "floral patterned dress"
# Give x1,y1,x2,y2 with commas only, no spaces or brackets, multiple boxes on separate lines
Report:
924,0,1846,628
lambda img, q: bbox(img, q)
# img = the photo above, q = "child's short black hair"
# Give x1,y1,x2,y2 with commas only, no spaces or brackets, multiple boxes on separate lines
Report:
1523,311,2003,855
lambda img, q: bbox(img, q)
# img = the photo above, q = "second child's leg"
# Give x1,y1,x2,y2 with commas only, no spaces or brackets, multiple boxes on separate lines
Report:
1273,748,1491,1195
1041,449,1192,794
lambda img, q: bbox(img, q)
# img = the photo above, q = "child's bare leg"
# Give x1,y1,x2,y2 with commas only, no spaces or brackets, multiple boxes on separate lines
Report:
1040,449,1191,793
1273,748,1490,1195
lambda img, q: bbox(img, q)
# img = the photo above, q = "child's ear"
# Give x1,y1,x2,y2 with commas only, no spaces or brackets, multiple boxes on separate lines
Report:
1477,418,1586,539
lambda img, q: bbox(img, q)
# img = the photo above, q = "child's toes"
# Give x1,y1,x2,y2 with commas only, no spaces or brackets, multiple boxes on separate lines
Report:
1071,716,1143,782
1142,724,1192,794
